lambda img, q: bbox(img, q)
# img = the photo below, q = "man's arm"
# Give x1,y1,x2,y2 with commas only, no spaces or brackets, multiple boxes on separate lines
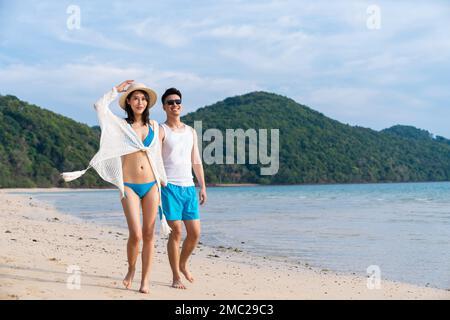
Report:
158,124,167,187
159,123,165,144
191,128,207,205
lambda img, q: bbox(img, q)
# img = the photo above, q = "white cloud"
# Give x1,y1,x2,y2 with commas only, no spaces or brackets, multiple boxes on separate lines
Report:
0,63,261,125
123,17,216,48
276,16,301,28
56,27,136,51
1,0,449,137
207,25,257,38
301,86,438,133
126,18,190,48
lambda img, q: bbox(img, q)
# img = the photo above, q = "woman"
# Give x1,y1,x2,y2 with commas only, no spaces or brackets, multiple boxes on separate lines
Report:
61,80,170,294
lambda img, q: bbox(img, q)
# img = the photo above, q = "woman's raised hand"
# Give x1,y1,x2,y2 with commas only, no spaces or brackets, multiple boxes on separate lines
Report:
115,80,134,93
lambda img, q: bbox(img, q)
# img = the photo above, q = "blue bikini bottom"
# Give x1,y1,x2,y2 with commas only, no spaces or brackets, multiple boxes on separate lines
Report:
124,181,157,199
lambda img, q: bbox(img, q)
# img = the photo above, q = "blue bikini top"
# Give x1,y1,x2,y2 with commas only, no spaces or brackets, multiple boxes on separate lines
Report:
143,125,154,147
128,122,154,147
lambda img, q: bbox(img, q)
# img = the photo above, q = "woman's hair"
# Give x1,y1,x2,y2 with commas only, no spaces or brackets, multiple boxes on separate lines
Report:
124,90,150,125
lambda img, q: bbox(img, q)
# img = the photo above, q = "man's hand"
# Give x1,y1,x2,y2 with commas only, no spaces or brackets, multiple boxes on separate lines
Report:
199,187,207,205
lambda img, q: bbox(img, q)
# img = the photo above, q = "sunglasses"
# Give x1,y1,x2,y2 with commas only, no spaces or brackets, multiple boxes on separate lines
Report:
165,99,182,106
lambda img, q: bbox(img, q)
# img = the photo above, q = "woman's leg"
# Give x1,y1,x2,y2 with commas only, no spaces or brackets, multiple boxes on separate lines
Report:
139,184,159,294
120,187,142,289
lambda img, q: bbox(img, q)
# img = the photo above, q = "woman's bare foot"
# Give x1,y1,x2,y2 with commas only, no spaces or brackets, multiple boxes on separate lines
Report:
172,277,187,289
139,282,150,294
123,267,135,289
180,265,194,283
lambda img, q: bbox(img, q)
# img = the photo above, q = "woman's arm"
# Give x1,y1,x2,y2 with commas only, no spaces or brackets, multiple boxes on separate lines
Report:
93,80,134,114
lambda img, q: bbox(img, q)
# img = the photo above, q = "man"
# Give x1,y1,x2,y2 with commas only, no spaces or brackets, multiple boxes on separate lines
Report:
159,87,207,289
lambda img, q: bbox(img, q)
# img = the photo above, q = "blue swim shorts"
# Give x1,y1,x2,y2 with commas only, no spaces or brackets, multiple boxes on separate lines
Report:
161,183,200,221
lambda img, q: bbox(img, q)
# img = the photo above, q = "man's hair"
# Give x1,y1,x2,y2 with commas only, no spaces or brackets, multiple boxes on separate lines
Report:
161,88,182,105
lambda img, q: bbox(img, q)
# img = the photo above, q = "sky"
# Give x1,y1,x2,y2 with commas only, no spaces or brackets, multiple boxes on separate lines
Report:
1,0,450,137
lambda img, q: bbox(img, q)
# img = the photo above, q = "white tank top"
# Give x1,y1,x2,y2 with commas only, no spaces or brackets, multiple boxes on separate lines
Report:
160,123,195,187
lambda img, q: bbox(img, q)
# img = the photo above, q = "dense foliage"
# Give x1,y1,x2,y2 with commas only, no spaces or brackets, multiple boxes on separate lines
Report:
1,92,449,187
0,95,108,187
182,92,450,184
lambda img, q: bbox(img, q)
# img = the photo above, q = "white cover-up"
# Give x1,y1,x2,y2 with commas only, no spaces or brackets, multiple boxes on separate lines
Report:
61,87,171,235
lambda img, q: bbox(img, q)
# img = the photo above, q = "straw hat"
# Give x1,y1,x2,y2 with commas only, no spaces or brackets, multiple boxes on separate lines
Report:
118,82,157,110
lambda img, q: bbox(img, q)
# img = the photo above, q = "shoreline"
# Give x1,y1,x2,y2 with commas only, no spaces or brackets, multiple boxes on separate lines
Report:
6,179,450,192
1,189,449,299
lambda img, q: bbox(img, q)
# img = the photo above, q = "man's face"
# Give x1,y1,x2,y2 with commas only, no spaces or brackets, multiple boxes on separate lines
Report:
163,94,182,116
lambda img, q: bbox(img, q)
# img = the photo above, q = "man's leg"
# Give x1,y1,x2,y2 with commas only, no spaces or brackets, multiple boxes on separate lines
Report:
179,219,201,283
167,220,186,289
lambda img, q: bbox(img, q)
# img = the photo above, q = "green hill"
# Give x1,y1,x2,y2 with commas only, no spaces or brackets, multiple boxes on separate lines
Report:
1,92,450,188
0,94,107,187
381,125,433,140
182,91,450,184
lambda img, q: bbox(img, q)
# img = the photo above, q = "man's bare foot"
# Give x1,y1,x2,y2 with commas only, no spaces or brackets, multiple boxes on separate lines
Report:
180,265,194,283
172,278,187,289
123,267,135,289
139,282,150,294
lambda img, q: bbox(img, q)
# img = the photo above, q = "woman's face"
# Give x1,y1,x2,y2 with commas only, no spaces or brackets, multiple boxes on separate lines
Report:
127,91,148,116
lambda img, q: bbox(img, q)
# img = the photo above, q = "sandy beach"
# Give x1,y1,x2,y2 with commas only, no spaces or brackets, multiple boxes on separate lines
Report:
1,189,449,300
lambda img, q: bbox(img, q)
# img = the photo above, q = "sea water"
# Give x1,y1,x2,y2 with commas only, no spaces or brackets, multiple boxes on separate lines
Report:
18,181,450,289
